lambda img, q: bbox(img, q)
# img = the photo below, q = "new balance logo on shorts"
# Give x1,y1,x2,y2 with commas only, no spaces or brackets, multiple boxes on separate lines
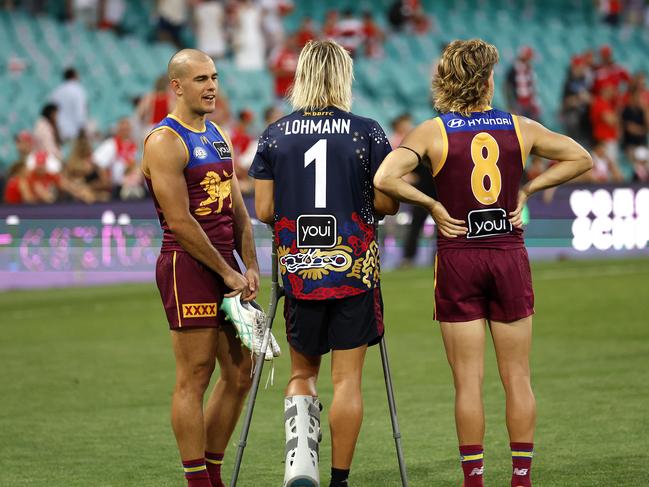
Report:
467,208,513,238
513,468,529,476
469,466,484,476
297,215,337,248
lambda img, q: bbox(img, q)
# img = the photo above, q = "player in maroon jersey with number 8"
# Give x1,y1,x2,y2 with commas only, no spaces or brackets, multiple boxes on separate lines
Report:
374,39,592,487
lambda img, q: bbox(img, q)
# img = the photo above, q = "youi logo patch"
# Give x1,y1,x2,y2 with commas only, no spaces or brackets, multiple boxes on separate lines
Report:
297,215,337,248
467,208,513,238
212,140,232,159
447,118,466,128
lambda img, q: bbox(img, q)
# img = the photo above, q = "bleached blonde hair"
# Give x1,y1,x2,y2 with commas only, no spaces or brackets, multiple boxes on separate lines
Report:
433,39,499,116
289,40,353,112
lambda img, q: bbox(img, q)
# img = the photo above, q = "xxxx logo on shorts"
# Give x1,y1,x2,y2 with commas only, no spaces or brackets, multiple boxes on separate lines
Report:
182,303,218,318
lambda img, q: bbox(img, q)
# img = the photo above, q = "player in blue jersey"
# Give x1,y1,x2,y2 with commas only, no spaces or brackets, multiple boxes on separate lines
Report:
249,40,398,487
374,40,592,487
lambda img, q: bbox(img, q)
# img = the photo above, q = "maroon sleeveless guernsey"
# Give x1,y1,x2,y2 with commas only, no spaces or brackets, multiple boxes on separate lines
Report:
144,115,235,254
433,109,526,250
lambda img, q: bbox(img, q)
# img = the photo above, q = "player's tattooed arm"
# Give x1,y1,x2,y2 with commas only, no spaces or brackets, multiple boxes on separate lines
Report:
509,117,593,228
374,120,467,238
143,129,249,298
231,171,259,301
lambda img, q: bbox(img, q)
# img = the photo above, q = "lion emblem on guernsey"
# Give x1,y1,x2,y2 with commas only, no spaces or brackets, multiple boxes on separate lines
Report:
195,170,232,216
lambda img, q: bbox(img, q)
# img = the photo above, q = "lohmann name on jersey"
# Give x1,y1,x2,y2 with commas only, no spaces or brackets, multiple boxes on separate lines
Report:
284,118,351,135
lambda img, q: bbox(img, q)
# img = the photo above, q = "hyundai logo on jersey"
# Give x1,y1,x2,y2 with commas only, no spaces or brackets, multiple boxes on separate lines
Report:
467,208,513,238
443,111,515,133
297,215,337,248
447,118,466,128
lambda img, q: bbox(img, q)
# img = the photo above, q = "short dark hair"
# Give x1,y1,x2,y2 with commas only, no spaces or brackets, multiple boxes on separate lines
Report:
41,103,58,119
63,67,77,80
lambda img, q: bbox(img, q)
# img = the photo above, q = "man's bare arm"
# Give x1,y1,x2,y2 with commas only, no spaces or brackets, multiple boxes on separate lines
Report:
374,188,399,216
374,121,467,238
519,117,593,196
253,179,275,224
143,130,249,296
230,171,259,300
509,117,593,227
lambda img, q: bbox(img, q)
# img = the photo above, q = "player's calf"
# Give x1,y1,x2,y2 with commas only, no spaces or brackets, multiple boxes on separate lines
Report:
284,395,321,487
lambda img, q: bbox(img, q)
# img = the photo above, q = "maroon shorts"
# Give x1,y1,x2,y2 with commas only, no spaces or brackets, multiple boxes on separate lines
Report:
434,247,534,323
155,250,240,330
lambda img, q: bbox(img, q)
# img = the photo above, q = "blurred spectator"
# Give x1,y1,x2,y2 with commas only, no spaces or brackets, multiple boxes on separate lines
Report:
65,131,110,203
561,55,592,146
156,0,189,48
362,11,384,59
598,0,622,26
336,9,363,57
621,88,649,181
3,162,35,204
263,105,284,125
505,46,540,120
49,67,87,142
590,141,624,182
388,113,412,148
592,45,630,98
25,151,63,204
590,83,620,165
231,110,256,195
230,110,255,157
68,0,99,27
98,0,126,32
12,130,34,168
622,71,649,106
388,0,430,33
295,16,318,49
3,132,36,204
322,10,340,40
92,118,140,199
120,166,146,200
269,35,299,99
260,0,293,54
233,0,265,70
136,74,174,136
193,0,227,60
33,103,63,160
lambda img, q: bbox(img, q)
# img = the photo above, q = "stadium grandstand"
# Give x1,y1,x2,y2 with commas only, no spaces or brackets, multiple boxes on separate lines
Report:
2,0,649,184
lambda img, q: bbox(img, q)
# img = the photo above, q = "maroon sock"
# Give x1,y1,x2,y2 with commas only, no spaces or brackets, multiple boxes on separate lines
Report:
459,444,484,487
205,451,225,487
182,458,213,487
510,442,534,487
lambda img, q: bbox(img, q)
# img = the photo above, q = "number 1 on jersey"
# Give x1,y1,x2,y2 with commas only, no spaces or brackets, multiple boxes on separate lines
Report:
304,138,327,208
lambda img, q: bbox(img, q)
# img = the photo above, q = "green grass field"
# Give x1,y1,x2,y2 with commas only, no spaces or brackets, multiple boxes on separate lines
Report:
2,258,649,486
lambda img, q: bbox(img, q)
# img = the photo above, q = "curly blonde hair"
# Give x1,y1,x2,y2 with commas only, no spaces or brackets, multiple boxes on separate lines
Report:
433,39,499,116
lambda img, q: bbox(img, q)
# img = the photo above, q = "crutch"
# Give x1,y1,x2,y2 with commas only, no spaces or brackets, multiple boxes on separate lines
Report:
230,234,284,487
379,335,410,487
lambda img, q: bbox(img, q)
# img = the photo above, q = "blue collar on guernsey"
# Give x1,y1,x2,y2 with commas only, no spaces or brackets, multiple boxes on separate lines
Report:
441,108,514,133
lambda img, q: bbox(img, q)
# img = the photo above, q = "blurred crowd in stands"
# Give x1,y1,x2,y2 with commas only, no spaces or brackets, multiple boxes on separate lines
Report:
506,42,649,184
1,0,648,206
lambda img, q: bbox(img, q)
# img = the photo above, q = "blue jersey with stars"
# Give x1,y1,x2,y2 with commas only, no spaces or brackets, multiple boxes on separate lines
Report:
249,106,392,300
